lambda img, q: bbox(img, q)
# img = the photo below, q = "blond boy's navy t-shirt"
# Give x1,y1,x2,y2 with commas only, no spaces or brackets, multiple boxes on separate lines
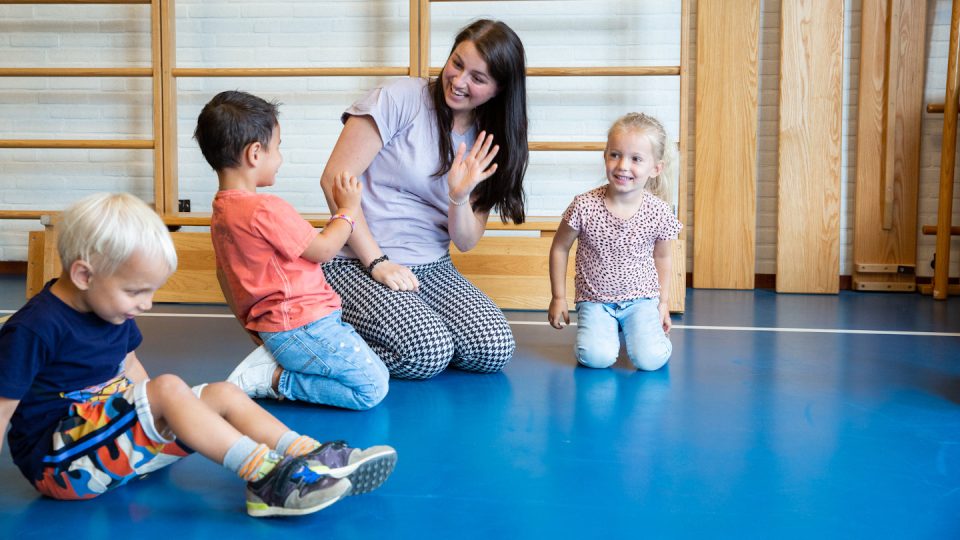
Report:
0,281,140,481
338,77,477,266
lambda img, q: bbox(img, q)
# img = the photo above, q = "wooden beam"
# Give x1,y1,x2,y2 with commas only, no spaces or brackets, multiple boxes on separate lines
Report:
0,0,150,3
693,0,760,289
922,225,960,235
0,211,56,220
933,0,960,299
171,67,410,78
151,0,164,214
776,0,843,294
0,140,152,149
0,68,152,77
668,0,692,314
426,66,680,78
417,0,430,78
160,0,178,215
529,142,605,151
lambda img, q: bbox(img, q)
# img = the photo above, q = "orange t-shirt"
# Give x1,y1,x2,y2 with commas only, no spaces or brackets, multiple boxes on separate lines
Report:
211,190,340,332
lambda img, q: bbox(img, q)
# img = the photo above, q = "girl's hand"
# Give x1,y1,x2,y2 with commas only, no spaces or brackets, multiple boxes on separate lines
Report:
659,302,672,335
447,131,499,204
548,298,570,329
371,260,420,292
332,172,362,214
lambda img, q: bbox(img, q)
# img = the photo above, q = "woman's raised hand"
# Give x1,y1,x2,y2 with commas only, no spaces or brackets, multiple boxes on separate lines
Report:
447,131,499,205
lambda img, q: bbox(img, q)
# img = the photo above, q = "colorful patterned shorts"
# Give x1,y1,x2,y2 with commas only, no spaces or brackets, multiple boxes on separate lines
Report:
33,376,196,500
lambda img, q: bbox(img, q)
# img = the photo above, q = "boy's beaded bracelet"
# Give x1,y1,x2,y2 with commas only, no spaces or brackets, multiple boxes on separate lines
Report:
328,213,355,233
366,254,389,274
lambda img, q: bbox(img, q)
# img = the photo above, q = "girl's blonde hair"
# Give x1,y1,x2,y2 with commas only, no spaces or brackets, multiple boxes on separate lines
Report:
57,192,178,276
607,112,677,204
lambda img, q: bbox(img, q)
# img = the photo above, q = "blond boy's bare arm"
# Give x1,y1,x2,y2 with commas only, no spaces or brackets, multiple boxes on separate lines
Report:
123,351,149,383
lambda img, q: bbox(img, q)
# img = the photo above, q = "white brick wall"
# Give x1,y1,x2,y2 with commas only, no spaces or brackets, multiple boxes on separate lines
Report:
1,0,957,280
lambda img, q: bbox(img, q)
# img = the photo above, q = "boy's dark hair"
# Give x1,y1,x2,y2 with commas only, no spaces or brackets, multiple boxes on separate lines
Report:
194,90,280,171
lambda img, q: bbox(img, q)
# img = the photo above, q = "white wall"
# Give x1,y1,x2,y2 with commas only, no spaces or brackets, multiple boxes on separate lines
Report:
0,0,957,279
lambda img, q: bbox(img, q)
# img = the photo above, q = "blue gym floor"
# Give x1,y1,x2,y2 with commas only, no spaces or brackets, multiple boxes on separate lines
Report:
0,274,958,539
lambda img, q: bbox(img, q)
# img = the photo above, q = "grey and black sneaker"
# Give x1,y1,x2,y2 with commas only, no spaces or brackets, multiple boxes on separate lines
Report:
246,456,352,517
303,441,397,494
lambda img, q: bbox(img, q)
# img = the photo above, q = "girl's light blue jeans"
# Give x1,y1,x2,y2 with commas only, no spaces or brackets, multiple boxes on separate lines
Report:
575,298,671,371
260,310,389,410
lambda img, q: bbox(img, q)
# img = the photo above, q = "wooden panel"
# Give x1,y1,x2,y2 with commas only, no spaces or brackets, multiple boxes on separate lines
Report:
26,230,225,303
27,231,584,312
450,236,575,311
163,233,666,312
26,230,57,299
693,0,760,289
852,0,925,292
668,0,692,314
157,233,223,303
776,0,844,293
666,239,685,313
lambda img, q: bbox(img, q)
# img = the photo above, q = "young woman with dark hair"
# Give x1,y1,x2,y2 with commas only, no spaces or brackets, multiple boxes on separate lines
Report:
318,19,530,380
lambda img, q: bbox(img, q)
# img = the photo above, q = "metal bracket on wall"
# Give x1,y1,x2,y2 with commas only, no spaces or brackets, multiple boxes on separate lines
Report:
854,263,916,275
853,262,917,292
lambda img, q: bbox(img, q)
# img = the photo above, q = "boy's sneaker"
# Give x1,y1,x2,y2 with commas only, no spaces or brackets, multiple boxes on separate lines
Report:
303,441,397,494
246,456,352,517
227,346,280,399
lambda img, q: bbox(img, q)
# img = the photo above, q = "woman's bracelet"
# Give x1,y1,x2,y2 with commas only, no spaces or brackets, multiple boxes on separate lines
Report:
448,193,470,206
328,213,355,233
366,254,389,274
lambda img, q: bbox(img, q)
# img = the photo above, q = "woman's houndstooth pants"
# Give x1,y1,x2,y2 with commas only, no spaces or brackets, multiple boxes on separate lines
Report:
322,255,516,380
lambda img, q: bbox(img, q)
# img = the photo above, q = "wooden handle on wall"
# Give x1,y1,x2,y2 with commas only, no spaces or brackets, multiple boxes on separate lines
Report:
881,0,902,231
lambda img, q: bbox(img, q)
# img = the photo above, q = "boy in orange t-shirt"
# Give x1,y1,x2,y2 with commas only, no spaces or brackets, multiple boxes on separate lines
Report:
195,90,389,410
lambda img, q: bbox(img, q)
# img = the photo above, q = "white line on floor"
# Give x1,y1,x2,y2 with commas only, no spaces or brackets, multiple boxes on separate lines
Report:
675,325,960,337
508,320,960,337
137,312,236,318
2,309,957,337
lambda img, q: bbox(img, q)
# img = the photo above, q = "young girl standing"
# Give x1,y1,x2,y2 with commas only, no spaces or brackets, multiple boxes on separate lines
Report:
548,113,682,370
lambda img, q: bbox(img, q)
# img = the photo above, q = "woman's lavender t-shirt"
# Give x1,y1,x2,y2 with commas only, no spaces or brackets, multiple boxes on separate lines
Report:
562,186,683,303
339,77,476,266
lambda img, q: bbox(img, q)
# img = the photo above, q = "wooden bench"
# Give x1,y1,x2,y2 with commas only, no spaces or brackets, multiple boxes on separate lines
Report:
25,213,685,312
